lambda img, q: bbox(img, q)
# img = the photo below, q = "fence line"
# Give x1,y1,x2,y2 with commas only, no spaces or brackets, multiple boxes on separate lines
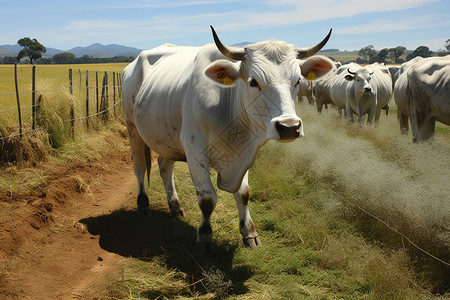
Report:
353,203,450,267
0,64,122,140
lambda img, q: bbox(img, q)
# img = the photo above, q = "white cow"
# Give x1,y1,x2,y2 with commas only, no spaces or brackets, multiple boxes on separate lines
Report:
330,62,392,123
388,65,400,89
393,57,424,133
122,26,334,251
405,55,450,142
370,62,394,117
296,73,312,103
310,60,341,112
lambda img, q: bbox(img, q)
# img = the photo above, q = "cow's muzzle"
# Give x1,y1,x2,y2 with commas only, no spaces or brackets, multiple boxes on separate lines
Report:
276,120,302,140
363,86,372,94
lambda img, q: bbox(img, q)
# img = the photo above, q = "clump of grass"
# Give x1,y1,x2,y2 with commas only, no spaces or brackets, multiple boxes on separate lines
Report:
202,267,232,297
34,85,77,149
0,123,49,166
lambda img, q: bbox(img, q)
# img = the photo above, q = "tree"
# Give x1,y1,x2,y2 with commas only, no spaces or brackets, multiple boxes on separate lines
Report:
53,52,76,64
377,48,390,63
17,37,46,64
358,45,377,63
445,39,450,51
388,46,406,64
406,46,433,61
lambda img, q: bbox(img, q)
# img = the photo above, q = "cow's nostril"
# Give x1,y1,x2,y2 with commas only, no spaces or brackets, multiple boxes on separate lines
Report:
275,121,285,133
276,120,301,139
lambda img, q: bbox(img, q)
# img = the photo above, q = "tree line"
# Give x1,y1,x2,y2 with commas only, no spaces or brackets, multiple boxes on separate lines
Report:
357,39,450,64
0,37,135,65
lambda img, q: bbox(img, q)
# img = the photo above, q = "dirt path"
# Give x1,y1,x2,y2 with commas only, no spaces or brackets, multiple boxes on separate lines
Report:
0,150,140,299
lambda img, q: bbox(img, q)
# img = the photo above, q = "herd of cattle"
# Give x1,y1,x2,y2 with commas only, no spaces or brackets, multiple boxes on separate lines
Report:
298,55,450,142
122,27,449,250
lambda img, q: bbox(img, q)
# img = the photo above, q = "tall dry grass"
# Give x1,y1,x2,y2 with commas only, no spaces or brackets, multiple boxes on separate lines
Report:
277,101,449,289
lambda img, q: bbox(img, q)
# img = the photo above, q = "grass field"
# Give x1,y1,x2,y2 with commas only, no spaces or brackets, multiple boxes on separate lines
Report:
77,102,449,299
0,63,127,143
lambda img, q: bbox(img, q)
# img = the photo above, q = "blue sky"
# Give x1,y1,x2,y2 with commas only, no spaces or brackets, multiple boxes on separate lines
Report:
1,0,449,51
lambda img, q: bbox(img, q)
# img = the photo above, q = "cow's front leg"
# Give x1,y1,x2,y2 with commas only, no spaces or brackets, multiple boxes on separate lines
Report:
345,103,354,122
158,157,184,217
367,103,376,123
234,171,261,248
187,156,217,253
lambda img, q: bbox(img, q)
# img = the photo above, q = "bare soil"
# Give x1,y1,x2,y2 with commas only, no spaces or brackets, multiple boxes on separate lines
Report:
0,150,141,299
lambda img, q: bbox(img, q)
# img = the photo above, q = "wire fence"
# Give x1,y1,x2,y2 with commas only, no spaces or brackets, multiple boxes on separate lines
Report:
0,64,122,141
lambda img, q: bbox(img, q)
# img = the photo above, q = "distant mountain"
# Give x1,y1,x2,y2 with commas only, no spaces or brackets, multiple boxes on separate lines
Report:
0,43,142,58
232,42,253,47
67,43,142,58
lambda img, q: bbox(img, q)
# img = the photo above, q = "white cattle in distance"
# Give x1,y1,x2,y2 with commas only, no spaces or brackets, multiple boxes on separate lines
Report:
330,62,392,123
310,60,342,112
122,26,334,252
393,57,424,133
403,55,450,142
388,66,400,89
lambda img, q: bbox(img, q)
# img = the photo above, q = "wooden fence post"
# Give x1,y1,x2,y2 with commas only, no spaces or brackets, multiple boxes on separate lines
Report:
69,69,74,138
14,64,23,137
86,70,89,129
113,72,116,117
96,72,99,114
32,66,36,131
105,72,109,116
116,73,121,98
100,72,109,122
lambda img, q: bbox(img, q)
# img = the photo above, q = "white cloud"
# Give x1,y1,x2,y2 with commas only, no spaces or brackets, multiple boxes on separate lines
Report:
337,15,450,35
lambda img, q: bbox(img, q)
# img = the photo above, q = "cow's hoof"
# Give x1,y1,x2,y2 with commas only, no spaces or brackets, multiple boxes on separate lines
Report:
169,205,184,218
197,240,215,254
243,236,261,248
172,208,185,218
137,207,151,217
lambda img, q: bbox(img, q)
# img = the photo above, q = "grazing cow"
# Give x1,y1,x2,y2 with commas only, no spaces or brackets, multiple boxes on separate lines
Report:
393,57,424,133
122,26,333,251
330,62,392,123
405,55,450,142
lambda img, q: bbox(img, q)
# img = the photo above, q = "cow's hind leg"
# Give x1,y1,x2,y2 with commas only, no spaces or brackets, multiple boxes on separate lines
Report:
158,157,184,217
127,123,151,217
234,171,261,248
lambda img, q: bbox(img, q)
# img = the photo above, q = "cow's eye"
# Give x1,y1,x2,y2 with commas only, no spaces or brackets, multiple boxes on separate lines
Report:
249,78,260,89
294,78,301,87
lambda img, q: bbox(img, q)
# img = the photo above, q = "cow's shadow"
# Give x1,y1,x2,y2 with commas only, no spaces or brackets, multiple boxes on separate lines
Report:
79,208,252,297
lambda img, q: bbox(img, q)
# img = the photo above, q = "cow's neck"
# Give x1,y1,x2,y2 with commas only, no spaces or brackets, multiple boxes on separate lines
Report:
209,84,267,192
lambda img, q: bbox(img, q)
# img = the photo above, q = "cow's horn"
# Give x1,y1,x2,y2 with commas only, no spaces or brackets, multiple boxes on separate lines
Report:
210,25,246,61
296,29,332,59
348,64,359,75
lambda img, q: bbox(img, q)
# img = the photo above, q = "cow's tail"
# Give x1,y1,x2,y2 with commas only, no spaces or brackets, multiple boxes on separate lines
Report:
144,144,152,185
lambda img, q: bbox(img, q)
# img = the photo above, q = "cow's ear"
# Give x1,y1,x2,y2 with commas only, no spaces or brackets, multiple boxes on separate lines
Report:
205,60,241,87
344,74,354,81
300,55,335,80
